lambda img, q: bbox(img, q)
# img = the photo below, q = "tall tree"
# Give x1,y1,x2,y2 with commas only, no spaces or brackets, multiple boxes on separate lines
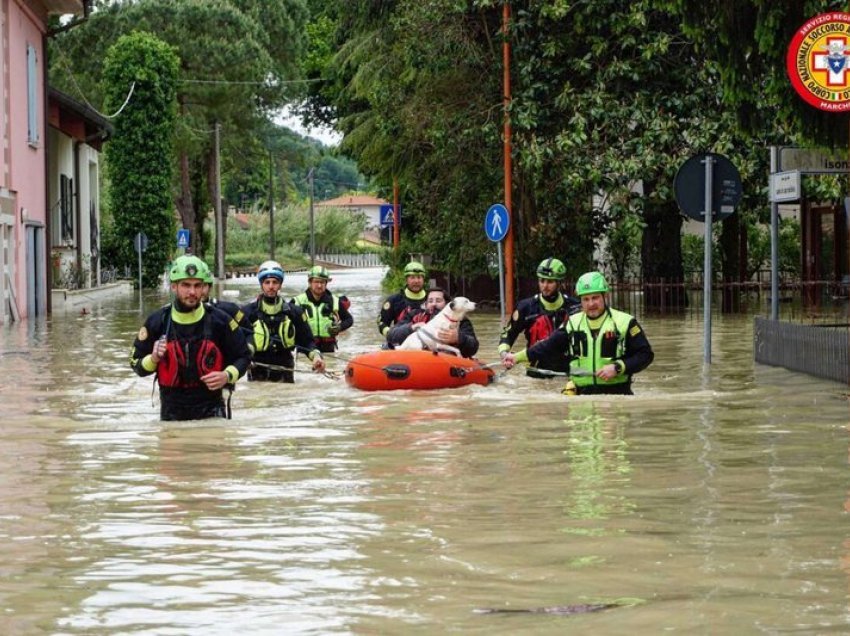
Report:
102,32,178,287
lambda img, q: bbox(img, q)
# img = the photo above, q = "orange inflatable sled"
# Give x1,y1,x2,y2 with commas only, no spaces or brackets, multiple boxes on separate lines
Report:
345,350,496,391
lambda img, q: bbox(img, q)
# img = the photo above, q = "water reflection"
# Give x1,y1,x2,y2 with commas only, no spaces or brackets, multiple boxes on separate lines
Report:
1,268,850,633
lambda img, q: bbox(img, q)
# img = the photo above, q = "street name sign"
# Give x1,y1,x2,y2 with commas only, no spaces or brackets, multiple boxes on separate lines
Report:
769,170,801,202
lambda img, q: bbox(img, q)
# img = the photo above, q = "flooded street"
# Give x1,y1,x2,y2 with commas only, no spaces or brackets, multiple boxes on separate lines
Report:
1,267,849,634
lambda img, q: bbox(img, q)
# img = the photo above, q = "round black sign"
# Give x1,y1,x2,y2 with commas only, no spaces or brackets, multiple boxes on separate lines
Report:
674,153,742,222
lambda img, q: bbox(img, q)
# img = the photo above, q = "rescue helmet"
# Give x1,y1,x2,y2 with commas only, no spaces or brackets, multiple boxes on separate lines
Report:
201,261,214,284
257,260,285,283
536,257,567,281
575,271,610,295
169,255,208,282
307,265,330,281
403,261,427,278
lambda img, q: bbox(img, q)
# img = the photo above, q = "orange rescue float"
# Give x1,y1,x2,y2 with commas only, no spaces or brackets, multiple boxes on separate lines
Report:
345,350,495,391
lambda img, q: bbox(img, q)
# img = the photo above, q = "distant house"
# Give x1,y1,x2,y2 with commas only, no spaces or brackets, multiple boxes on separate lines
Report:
0,0,89,324
48,87,112,292
232,212,251,230
316,194,389,245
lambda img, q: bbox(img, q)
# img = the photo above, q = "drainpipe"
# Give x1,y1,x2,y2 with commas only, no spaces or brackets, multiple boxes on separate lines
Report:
74,140,82,283
42,31,51,315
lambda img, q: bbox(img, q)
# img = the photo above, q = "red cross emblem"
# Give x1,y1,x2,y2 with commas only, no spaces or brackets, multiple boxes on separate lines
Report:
812,37,850,87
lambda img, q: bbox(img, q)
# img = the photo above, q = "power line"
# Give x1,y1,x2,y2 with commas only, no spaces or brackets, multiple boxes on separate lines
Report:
178,77,327,86
53,38,136,119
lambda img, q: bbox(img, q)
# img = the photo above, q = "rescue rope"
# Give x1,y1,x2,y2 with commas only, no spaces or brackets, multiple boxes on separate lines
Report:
251,360,342,380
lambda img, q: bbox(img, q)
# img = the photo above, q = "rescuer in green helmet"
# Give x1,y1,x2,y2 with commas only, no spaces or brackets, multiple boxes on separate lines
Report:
291,265,353,353
130,254,251,421
377,260,429,345
197,261,251,347
502,270,654,395
498,257,581,377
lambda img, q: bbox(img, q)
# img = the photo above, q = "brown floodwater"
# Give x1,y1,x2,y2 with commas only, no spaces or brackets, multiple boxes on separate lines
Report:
1,268,848,635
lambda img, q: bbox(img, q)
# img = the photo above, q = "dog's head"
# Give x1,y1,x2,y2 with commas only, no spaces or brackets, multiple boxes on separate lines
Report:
443,296,476,320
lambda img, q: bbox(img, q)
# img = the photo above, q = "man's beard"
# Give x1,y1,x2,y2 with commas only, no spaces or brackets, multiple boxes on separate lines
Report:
173,297,199,312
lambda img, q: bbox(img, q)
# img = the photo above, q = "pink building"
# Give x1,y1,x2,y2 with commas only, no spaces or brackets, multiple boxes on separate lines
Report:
1,0,87,323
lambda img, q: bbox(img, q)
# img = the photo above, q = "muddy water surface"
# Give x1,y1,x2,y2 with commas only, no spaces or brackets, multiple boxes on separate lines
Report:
1,268,848,635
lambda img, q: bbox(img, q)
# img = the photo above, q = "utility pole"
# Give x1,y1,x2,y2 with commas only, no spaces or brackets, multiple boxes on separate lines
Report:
393,176,400,250
502,1,515,315
308,168,315,265
268,150,275,260
214,121,224,279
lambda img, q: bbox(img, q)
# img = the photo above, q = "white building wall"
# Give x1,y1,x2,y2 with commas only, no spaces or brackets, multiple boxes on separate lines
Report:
47,128,102,289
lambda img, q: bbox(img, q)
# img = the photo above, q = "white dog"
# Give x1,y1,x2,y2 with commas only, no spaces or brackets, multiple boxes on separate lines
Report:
397,296,476,356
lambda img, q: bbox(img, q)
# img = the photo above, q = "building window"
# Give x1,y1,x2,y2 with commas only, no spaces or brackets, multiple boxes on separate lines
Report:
27,44,39,145
60,175,74,242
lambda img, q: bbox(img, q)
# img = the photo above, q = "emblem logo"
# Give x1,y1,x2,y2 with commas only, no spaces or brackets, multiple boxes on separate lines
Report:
787,12,850,111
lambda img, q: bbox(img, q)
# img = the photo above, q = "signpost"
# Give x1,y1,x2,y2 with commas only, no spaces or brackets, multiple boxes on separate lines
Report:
133,231,148,310
379,204,402,228
769,170,801,203
485,204,510,324
177,228,190,250
674,153,742,364
673,153,742,222
777,148,849,174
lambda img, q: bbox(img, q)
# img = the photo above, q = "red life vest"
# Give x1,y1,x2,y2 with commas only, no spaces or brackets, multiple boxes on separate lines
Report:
396,305,417,324
527,314,555,345
157,314,225,388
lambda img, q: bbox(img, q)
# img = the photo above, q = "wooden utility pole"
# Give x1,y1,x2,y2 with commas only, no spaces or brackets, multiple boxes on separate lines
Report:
308,168,315,265
214,121,224,279
503,1,515,315
393,176,400,250
268,150,275,260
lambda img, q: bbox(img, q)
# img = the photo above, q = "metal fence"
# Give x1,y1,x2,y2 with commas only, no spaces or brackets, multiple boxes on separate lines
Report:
754,316,849,384
433,270,850,322
315,253,383,268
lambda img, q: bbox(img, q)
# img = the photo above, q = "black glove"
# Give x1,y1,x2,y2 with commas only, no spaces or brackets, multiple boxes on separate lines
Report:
328,322,341,336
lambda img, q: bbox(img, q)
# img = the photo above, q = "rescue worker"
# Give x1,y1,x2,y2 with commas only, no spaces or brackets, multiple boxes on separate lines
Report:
386,288,479,358
130,254,251,421
241,260,325,382
200,263,247,326
498,257,580,375
198,263,256,354
378,261,428,345
503,271,654,395
291,265,353,353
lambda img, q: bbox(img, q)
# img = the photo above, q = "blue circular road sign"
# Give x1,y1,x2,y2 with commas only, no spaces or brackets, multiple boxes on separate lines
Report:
485,204,510,242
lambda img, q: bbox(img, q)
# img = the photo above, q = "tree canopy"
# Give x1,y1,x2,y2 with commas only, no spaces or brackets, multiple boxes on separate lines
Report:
52,0,850,292
50,0,317,261
102,31,178,287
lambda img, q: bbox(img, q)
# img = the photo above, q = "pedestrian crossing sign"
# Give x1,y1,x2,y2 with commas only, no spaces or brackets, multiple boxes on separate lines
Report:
379,204,402,227
177,228,190,248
